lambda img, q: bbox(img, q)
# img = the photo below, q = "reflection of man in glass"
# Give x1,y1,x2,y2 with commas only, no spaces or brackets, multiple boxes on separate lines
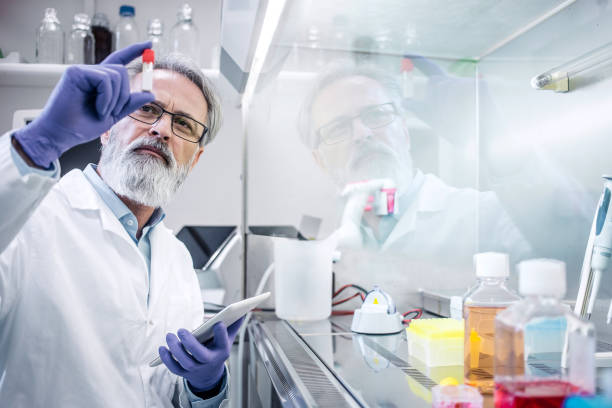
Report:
298,65,532,266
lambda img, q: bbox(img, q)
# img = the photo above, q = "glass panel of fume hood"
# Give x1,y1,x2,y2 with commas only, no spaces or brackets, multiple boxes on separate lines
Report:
474,0,612,334
246,1,530,313
275,0,575,63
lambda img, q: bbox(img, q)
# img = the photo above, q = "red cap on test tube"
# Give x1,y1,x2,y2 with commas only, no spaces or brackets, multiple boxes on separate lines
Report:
142,49,155,63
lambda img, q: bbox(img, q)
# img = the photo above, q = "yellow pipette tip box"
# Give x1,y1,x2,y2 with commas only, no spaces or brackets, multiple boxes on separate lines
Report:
406,318,464,366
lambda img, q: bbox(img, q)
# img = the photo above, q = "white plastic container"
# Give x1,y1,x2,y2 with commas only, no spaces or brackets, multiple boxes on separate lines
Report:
273,234,336,321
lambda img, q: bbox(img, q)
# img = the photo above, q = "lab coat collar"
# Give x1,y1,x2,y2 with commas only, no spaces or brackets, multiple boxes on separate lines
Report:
57,169,141,244
82,164,166,232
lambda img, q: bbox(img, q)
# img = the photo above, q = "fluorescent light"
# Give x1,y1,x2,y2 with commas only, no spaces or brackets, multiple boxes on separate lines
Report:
241,0,287,111
531,40,612,92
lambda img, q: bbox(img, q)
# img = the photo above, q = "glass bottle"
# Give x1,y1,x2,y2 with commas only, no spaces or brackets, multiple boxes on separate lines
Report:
91,12,112,63
494,259,595,408
463,252,520,394
36,8,64,64
66,13,95,65
114,5,140,50
170,3,200,65
147,18,167,58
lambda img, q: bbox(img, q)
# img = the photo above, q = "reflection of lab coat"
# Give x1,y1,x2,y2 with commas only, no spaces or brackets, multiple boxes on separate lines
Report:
362,171,532,263
336,171,532,310
0,137,207,406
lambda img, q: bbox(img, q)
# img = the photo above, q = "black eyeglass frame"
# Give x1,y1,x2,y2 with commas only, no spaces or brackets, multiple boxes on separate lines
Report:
128,102,209,144
315,102,398,147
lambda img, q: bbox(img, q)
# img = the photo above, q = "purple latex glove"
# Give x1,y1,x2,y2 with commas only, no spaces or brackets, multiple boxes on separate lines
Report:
159,317,245,392
13,41,155,168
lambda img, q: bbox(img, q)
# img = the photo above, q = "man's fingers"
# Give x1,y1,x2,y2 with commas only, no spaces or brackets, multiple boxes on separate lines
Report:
69,66,114,120
159,346,187,376
227,316,245,341
101,41,152,65
210,322,230,355
166,333,196,371
177,328,212,364
89,67,122,118
116,92,156,120
101,64,132,117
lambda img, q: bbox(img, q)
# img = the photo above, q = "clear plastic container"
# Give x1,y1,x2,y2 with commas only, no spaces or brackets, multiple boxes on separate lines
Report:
273,234,337,321
36,8,64,64
463,252,520,394
494,259,595,408
147,18,167,58
170,3,200,65
406,318,464,366
114,5,140,50
91,12,112,63
66,13,94,65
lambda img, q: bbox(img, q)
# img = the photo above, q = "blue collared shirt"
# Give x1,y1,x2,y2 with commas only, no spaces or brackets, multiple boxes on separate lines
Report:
82,164,165,276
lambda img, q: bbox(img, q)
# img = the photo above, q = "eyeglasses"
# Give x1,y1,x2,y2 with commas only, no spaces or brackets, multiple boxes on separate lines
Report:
316,102,398,147
128,102,208,144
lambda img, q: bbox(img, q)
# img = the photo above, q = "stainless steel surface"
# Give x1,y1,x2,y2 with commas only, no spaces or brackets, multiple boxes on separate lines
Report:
248,313,471,407
248,317,361,407
290,316,449,407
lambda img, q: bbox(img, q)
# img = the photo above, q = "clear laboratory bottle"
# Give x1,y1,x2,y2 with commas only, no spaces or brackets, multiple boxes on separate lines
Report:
494,259,595,408
66,13,95,65
36,8,64,64
147,18,167,58
170,3,200,66
114,5,140,50
463,252,520,394
91,12,112,63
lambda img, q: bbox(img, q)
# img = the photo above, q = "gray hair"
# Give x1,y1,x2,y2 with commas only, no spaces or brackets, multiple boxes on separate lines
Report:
127,53,222,146
297,62,404,149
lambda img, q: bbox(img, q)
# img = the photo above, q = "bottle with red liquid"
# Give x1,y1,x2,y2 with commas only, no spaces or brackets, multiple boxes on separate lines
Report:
494,259,595,408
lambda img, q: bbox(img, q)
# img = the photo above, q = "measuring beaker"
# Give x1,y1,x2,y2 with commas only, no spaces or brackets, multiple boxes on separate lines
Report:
273,234,337,321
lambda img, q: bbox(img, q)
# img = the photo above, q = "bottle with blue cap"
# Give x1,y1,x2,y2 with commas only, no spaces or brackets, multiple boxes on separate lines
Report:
114,5,140,50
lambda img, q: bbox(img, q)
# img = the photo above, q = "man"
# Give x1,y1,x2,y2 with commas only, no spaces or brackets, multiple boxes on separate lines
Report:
0,42,239,407
298,65,532,296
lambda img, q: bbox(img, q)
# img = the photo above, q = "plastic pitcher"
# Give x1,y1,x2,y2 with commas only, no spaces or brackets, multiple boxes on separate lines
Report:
273,234,337,321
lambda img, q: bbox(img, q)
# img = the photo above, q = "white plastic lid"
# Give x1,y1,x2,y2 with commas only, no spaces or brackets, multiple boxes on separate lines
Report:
518,258,566,297
473,252,509,278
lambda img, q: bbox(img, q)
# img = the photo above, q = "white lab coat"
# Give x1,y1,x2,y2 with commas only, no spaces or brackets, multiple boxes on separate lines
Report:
362,171,532,262
333,171,533,309
0,135,212,407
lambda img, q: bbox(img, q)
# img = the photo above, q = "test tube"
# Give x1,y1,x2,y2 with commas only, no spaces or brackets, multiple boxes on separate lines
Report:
142,49,155,92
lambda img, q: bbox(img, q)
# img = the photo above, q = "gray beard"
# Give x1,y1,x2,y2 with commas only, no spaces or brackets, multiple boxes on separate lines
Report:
99,130,195,208
328,140,414,194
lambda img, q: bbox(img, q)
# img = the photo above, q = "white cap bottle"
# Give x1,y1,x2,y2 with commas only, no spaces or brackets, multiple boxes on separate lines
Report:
495,258,595,399
463,252,520,394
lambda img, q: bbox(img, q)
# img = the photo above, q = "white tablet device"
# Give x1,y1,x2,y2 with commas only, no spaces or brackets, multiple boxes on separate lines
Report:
149,292,271,367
